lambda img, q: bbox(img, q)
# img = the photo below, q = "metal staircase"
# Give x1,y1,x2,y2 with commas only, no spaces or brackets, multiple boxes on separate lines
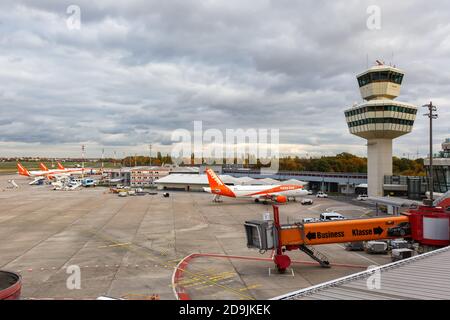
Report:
294,221,330,268
299,245,330,268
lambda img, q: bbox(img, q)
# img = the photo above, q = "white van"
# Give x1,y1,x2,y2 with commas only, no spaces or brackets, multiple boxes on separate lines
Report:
357,194,368,201
316,191,328,198
319,212,345,221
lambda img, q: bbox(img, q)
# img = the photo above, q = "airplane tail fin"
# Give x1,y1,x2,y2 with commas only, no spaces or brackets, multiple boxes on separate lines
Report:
205,168,235,197
57,162,65,170
17,163,31,177
39,163,49,171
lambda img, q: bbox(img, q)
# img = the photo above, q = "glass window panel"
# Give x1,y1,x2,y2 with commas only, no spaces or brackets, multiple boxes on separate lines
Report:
380,71,389,80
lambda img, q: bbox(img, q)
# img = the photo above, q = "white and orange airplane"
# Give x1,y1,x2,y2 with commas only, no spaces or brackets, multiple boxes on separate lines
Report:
56,162,92,175
17,163,69,184
17,163,60,178
203,168,308,203
17,162,89,178
40,162,92,175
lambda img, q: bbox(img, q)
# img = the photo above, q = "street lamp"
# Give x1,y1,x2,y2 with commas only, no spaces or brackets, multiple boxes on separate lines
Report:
422,101,438,204
149,144,152,166
81,144,85,179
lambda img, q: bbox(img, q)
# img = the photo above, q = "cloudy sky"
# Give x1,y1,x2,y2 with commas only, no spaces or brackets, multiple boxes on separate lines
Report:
0,0,449,158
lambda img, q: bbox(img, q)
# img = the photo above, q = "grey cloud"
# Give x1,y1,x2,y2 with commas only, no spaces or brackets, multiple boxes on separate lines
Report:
0,0,448,157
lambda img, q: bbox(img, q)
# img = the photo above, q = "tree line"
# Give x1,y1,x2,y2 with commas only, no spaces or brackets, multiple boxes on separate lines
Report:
120,152,425,176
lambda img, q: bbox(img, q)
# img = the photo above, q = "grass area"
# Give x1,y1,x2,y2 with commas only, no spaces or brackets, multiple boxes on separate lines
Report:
0,161,119,173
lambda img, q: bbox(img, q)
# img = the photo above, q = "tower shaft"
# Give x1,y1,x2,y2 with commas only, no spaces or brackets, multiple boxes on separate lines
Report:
367,139,392,196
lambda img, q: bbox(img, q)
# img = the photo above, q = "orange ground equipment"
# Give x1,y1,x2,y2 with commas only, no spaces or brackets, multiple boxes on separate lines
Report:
245,202,450,273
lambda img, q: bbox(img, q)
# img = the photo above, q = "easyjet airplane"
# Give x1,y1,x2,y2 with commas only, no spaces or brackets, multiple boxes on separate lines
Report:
56,162,92,175
38,162,91,175
16,163,68,179
203,168,308,203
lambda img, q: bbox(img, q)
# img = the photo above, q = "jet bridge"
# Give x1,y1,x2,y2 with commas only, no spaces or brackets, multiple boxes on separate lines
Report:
245,203,450,273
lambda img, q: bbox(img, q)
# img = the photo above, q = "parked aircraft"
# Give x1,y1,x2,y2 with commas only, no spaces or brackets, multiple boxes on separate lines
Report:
17,163,69,184
56,162,93,175
203,168,308,203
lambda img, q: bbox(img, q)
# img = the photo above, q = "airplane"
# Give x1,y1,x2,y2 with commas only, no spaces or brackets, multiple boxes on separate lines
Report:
56,162,94,175
17,163,49,178
203,168,308,203
17,163,75,183
39,162,92,175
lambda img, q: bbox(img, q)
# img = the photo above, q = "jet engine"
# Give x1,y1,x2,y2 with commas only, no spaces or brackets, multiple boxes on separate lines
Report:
275,195,287,203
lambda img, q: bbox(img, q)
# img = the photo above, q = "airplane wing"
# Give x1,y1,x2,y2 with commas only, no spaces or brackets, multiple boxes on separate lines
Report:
29,177,45,185
251,193,288,203
48,173,71,179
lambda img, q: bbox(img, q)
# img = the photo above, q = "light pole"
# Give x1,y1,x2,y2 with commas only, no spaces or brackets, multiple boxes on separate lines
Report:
101,148,104,172
422,101,438,204
149,144,152,166
81,144,85,179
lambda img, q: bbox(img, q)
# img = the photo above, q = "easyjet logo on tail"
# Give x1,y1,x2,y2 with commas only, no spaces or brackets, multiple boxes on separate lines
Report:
206,168,223,187
17,163,30,176
57,162,65,170
39,163,49,171
205,168,235,197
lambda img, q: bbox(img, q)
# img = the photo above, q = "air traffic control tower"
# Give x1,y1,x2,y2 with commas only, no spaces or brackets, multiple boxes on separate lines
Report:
344,62,417,196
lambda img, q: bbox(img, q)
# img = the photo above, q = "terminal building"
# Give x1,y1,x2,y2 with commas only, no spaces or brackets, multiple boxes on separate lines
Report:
129,166,171,187
105,165,199,187
425,138,450,193
345,62,417,197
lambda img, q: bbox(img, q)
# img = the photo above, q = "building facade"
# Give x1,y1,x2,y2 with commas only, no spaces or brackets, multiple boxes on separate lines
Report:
129,166,171,187
425,138,450,193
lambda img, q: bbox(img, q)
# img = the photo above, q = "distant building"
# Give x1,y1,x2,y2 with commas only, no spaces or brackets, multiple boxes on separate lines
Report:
105,165,199,187
199,165,222,174
424,138,450,193
155,174,236,191
107,168,131,185
130,166,171,187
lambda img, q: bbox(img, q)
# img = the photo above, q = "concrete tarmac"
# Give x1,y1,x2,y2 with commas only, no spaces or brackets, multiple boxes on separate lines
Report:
0,175,391,300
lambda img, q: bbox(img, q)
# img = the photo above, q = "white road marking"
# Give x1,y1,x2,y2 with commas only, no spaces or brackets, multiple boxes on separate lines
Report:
307,204,321,211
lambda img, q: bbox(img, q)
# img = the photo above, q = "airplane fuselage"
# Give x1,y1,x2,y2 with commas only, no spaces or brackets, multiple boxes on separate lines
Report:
203,184,308,198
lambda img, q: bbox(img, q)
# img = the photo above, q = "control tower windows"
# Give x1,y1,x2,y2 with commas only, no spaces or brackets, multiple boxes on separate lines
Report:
358,74,371,87
389,72,403,84
347,118,414,128
345,105,417,117
357,71,404,87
